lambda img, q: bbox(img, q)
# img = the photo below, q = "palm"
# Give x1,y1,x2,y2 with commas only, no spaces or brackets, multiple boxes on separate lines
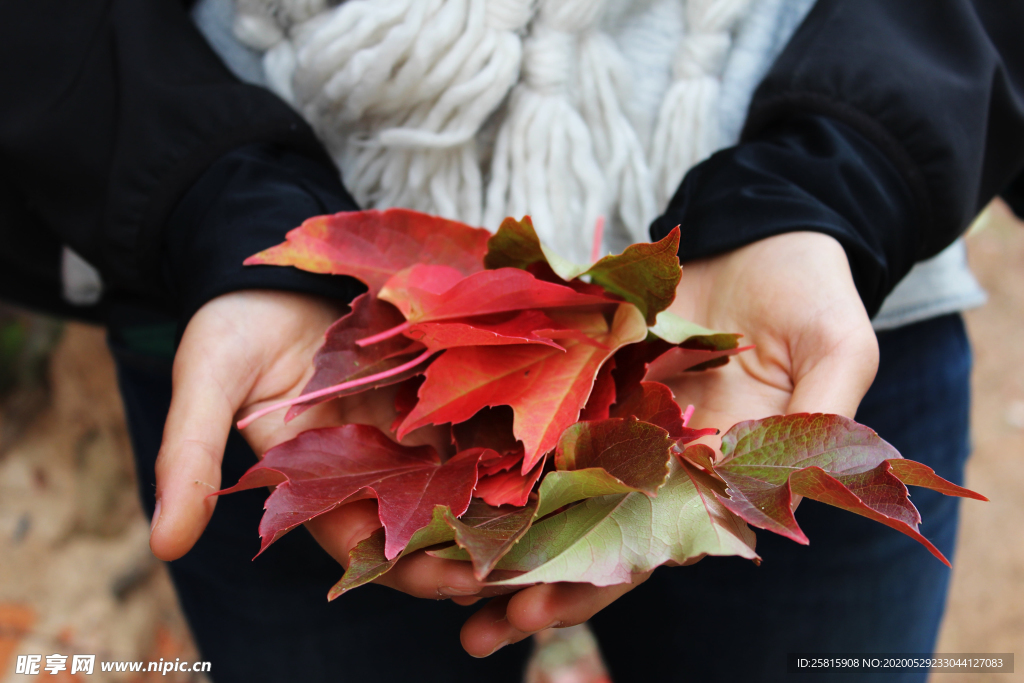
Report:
665,232,878,441
150,289,488,600
460,232,880,656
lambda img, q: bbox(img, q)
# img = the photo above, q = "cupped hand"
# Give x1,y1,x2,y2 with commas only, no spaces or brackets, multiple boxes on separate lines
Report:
148,289,487,599
459,231,880,657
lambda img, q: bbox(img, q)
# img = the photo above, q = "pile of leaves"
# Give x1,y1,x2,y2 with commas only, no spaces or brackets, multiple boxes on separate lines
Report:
220,209,985,598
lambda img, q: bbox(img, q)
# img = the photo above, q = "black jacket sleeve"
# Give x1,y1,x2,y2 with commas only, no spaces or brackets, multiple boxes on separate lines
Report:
652,0,1024,316
165,143,365,324
0,0,359,320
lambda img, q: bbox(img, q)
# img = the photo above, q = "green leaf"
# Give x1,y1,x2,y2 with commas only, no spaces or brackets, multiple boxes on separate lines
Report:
483,216,589,281
431,418,676,568
647,310,741,350
428,467,641,564
486,460,758,587
585,228,681,325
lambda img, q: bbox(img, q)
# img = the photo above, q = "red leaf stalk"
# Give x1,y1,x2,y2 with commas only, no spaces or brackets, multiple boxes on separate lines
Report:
682,404,695,427
237,349,434,430
591,216,605,263
355,321,411,347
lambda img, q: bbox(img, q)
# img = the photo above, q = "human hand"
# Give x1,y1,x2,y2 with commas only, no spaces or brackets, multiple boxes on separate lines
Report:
148,290,488,599
459,231,880,657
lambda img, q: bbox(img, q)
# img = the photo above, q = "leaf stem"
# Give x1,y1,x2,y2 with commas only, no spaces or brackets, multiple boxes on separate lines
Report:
355,321,411,347
590,215,605,264
682,404,695,427
236,349,434,430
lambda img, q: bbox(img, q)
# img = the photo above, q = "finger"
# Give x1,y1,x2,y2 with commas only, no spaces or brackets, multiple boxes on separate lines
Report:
786,319,879,418
460,595,521,658
460,575,650,657
379,552,487,600
306,501,493,600
304,499,388,567
150,334,247,561
505,575,649,632
777,236,879,417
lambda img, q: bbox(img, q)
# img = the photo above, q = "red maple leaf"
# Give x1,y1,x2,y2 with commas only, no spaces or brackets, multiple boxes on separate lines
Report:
578,359,617,422
475,457,545,507
215,425,483,560
244,209,491,292
380,264,614,323
236,293,433,429
452,406,522,455
398,305,648,471
404,310,568,352
611,381,717,443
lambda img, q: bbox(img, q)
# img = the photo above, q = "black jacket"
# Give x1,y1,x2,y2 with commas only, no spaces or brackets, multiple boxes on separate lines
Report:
2,0,1023,324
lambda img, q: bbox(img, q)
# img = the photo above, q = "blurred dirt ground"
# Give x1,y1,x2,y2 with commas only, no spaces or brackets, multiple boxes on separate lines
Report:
1,205,1022,683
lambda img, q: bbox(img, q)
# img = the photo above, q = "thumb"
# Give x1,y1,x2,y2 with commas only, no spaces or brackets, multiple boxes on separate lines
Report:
785,321,879,418
149,336,247,561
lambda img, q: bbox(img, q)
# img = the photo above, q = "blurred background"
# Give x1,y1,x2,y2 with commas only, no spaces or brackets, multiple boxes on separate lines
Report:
1,202,1021,683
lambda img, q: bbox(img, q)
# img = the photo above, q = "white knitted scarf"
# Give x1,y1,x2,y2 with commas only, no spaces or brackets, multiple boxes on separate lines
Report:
232,0,750,262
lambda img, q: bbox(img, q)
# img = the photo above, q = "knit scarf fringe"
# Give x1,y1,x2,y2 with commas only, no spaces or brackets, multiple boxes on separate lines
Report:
233,0,749,263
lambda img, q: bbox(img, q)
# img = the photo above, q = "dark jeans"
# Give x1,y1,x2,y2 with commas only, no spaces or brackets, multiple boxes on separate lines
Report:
110,312,971,683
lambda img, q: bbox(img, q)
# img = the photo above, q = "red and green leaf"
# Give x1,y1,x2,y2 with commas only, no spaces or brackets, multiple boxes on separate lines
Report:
433,418,682,572
555,417,672,496
215,425,482,559
441,499,541,580
644,343,754,380
483,216,588,280
485,460,758,587
483,217,682,324
584,227,681,325
648,311,742,350
699,414,986,566
245,209,490,292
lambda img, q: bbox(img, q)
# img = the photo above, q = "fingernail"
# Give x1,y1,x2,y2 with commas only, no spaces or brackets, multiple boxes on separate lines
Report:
475,640,511,658
150,499,162,533
438,585,479,597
